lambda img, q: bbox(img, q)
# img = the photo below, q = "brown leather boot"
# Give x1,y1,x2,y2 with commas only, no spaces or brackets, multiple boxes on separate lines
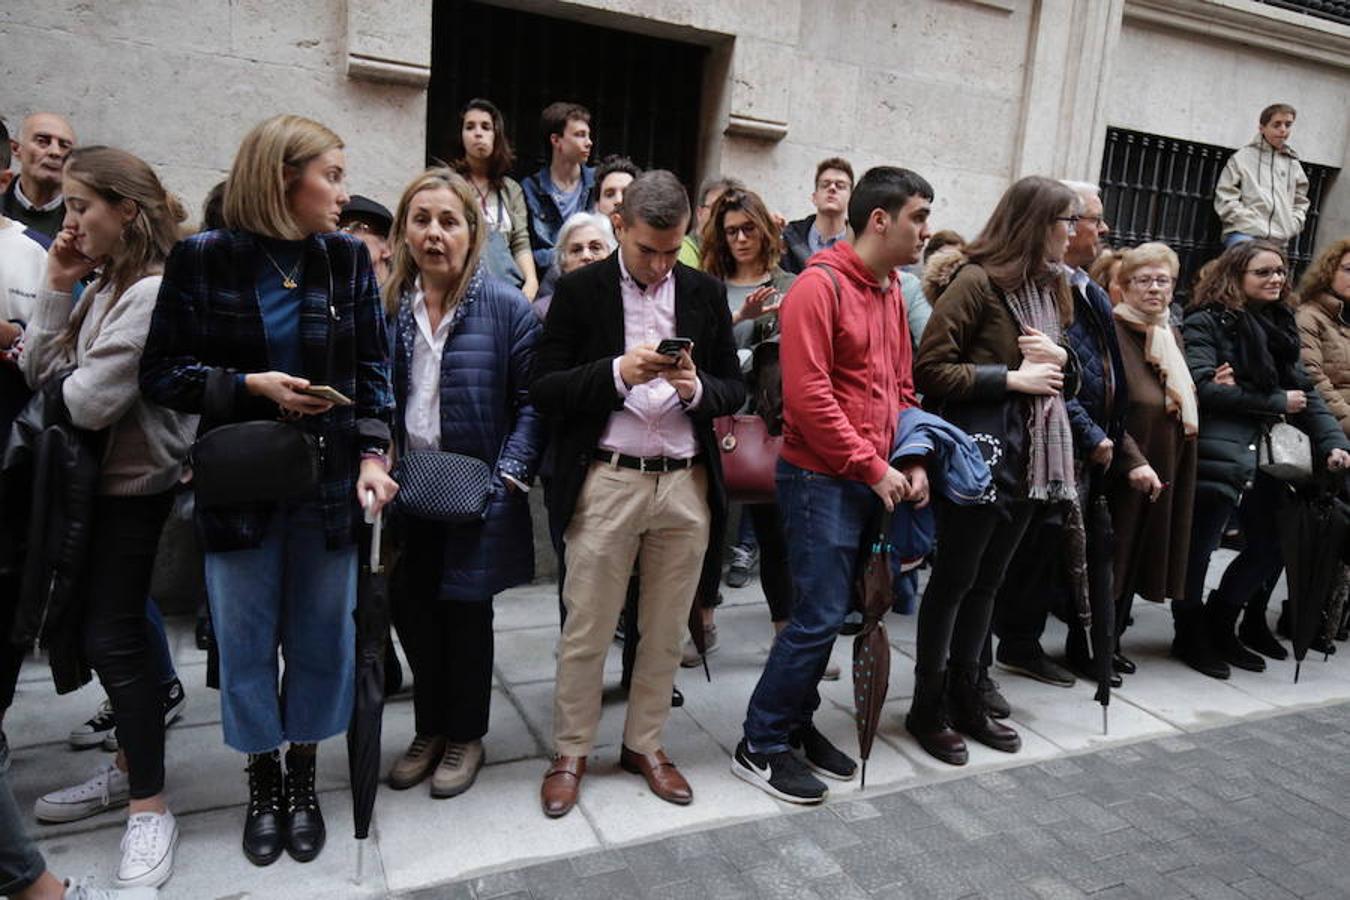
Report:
540,756,586,818
905,670,968,766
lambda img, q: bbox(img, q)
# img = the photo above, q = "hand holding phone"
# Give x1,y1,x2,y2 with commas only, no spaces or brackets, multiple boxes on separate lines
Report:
297,384,354,406
655,337,693,358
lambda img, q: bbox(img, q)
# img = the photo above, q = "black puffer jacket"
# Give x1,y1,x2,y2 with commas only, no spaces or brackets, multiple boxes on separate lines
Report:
1183,302,1348,503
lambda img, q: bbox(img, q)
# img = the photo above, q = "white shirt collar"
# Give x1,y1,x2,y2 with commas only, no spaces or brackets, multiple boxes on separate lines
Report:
617,249,673,293
1063,263,1089,293
13,178,64,213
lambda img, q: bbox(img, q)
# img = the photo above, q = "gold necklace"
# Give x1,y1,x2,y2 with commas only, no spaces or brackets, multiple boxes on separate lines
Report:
260,246,302,289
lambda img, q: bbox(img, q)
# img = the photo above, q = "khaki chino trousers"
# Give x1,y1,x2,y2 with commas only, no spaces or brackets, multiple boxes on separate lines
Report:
553,460,710,756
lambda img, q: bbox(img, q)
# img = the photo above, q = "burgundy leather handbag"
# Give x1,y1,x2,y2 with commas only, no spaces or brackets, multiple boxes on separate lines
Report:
713,414,781,504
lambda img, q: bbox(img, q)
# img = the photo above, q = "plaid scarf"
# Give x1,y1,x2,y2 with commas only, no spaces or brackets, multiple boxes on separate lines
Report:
1004,279,1076,502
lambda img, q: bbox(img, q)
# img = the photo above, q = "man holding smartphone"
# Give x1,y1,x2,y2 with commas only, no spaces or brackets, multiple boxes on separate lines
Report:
530,171,744,818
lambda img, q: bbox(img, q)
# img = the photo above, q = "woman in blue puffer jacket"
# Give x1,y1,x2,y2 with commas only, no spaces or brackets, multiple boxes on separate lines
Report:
382,168,544,799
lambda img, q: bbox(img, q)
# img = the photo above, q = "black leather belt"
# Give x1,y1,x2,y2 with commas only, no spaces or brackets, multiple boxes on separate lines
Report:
594,449,702,473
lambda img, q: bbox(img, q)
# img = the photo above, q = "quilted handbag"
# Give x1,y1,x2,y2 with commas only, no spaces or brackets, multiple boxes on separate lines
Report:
713,415,781,504
190,421,320,508
392,449,493,523
1258,419,1313,482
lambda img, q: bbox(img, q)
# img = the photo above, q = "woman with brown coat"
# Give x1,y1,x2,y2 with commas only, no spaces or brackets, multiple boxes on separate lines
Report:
1295,237,1350,436
1107,243,1199,666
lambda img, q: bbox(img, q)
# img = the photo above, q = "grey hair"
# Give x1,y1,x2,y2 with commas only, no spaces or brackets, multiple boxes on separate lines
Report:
619,170,691,230
697,174,744,207
557,211,616,253
1060,179,1100,210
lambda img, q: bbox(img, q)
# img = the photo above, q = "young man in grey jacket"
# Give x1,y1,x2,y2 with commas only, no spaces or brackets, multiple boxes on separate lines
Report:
1214,103,1310,248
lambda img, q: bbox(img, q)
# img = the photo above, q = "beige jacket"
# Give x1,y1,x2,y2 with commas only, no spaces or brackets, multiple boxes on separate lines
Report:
1214,134,1309,242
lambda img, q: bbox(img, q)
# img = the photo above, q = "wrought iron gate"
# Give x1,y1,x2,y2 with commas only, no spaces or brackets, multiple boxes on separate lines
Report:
1098,127,1339,299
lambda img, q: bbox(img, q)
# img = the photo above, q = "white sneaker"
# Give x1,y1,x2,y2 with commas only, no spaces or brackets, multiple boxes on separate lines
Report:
63,876,159,899
116,810,178,888
34,762,130,823
70,698,117,749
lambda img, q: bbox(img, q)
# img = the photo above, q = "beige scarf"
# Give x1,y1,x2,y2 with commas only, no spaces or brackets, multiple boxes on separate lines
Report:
1113,302,1199,436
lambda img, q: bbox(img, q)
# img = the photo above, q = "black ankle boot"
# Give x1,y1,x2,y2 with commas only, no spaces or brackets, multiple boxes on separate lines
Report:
1172,607,1230,679
1238,606,1288,660
904,671,968,766
243,751,286,866
284,745,325,863
949,666,1021,753
976,667,1010,719
1207,600,1265,672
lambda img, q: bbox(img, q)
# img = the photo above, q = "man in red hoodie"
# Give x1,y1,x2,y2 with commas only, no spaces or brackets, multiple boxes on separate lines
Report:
733,167,933,804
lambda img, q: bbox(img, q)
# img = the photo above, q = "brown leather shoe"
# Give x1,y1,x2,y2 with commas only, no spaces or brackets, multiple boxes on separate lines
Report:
619,746,692,805
541,755,586,818
388,735,446,790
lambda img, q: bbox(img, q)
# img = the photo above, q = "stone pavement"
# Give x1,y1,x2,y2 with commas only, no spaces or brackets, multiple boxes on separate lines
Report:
7,548,1350,898
414,702,1350,900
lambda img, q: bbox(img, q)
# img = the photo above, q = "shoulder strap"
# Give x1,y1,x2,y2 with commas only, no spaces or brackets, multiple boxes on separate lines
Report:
809,262,843,311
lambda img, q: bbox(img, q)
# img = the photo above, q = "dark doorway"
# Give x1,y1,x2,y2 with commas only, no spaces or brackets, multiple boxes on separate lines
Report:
427,0,709,189
1099,126,1339,301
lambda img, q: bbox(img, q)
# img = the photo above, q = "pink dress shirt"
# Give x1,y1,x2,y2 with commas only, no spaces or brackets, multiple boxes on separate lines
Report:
597,254,704,459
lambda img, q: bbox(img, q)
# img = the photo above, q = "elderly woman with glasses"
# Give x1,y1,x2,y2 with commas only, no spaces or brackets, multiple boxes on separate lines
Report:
1105,243,1199,667
1177,240,1350,680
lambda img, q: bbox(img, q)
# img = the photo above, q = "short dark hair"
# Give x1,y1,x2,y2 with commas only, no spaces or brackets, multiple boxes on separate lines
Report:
847,166,934,235
595,154,641,190
620,170,690,230
0,117,9,170
541,101,591,142
814,157,854,188
450,98,515,184
201,180,227,231
1260,103,1296,126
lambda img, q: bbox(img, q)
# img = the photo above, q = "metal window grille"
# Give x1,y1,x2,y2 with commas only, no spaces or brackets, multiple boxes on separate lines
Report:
1250,0,1350,27
1098,127,1339,300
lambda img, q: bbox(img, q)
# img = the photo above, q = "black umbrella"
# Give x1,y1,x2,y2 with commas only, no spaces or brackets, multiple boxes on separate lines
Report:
1083,490,1116,735
349,495,388,881
1276,482,1350,682
851,511,893,789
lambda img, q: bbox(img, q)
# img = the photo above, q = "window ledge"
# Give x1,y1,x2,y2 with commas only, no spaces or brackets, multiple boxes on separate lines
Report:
1124,0,1350,69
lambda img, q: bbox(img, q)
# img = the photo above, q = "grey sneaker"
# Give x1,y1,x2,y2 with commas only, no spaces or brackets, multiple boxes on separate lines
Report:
430,739,485,798
389,734,446,790
63,877,159,899
680,624,719,668
35,762,130,823
725,544,758,588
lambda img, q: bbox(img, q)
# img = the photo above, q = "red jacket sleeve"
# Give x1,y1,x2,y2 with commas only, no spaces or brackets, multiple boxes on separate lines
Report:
780,269,890,485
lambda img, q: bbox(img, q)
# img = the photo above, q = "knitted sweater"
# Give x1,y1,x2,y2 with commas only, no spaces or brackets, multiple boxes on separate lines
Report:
19,275,197,496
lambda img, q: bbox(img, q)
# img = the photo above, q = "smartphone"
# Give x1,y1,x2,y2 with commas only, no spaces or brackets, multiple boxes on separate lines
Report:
298,384,354,406
655,337,693,358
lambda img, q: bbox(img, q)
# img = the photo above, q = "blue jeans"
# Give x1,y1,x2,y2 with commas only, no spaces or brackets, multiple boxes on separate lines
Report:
1223,232,1255,249
0,733,45,895
742,461,880,753
204,503,356,753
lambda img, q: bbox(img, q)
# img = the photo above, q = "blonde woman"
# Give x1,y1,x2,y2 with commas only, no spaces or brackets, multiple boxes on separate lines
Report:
382,169,544,798
140,115,397,867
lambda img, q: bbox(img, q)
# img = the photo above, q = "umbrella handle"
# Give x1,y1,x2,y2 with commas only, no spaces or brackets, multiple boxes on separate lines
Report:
364,490,383,571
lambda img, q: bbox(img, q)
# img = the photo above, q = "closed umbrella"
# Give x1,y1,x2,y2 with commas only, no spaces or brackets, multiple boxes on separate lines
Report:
1083,490,1116,735
851,512,893,789
349,496,387,881
1276,483,1350,682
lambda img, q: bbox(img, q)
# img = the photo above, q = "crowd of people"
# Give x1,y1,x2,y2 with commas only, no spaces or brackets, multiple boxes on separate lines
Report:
0,95,1347,899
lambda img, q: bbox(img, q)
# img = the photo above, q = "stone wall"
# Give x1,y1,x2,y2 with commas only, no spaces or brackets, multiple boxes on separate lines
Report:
0,1,430,225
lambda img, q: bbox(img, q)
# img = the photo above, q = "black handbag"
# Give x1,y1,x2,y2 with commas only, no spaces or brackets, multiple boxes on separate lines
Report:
391,449,493,523
190,421,321,508
940,398,1028,507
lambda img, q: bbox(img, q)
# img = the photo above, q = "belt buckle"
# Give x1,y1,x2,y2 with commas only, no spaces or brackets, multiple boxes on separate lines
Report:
639,456,651,474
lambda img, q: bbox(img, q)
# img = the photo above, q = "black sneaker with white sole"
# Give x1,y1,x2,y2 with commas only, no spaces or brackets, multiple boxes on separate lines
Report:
69,700,116,750
731,739,828,804
789,725,858,781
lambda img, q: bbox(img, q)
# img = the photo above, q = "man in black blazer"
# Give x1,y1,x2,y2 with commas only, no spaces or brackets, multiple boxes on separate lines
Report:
530,171,744,818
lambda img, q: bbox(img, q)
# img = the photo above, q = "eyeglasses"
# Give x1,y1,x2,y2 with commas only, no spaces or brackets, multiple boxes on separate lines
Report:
1078,214,1109,229
1128,275,1174,289
1245,266,1287,280
342,220,375,236
723,222,760,240
816,179,850,192
1054,216,1080,234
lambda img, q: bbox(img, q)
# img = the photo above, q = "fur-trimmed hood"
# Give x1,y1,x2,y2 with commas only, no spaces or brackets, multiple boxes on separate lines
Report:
922,247,969,304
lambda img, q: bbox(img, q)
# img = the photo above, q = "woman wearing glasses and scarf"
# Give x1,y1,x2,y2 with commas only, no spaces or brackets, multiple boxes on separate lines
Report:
1177,240,1350,680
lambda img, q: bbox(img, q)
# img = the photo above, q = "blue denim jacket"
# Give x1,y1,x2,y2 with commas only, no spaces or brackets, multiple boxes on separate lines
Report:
521,165,596,272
